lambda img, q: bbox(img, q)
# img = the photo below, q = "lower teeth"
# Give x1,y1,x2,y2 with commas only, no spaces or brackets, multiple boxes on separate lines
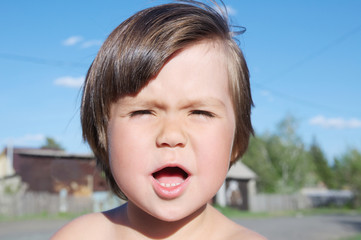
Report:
160,182,181,187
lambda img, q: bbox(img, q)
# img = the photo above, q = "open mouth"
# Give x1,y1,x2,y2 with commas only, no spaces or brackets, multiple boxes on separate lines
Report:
152,167,189,188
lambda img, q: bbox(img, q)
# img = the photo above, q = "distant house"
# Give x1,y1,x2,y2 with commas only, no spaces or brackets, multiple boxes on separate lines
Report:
216,161,257,210
0,147,108,196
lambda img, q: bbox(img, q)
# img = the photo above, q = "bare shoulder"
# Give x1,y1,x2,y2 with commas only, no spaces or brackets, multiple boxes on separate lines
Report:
227,224,267,240
51,212,113,239
218,217,267,240
210,206,267,240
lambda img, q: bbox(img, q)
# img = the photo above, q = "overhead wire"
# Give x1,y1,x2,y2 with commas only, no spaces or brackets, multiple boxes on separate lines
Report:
0,53,88,69
251,23,361,115
1,23,360,116
260,23,361,85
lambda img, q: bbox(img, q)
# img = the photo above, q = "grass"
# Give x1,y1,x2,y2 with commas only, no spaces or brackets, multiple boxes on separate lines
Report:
213,204,361,219
0,211,88,222
213,204,299,219
340,234,361,240
214,205,272,218
299,207,361,216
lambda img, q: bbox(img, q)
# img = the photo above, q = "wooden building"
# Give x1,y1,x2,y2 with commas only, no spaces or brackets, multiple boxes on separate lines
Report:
216,161,257,210
1,147,107,196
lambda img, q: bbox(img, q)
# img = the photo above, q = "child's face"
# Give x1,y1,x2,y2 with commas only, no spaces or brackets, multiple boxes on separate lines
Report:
107,41,235,222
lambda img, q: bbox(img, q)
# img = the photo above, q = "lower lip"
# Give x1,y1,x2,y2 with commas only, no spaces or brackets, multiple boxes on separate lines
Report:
151,177,190,200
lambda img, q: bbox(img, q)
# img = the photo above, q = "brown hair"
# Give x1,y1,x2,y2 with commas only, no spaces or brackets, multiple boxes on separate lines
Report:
81,1,253,199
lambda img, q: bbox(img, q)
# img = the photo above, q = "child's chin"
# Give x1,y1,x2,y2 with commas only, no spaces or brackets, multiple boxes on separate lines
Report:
149,203,207,223
156,214,185,222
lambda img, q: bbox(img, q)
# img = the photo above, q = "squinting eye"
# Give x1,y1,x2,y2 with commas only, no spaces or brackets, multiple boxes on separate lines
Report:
191,110,215,118
130,110,153,117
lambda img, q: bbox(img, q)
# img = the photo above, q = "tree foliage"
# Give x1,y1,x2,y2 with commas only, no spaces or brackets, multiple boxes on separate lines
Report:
241,135,278,193
241,113,361,207
242,115,318,193
309,138,336,188
333,149,361,207
41,137,64,150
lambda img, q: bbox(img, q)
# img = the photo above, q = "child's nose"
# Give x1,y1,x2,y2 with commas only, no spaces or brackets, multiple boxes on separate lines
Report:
156,117,187,148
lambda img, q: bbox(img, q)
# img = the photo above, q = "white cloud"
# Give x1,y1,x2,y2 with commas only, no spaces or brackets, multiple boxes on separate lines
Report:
62,36,83,46
3,134,46,146
309,115,361,129
81,40,103,48
260,90,274,102
62,36,102,48
54,76,84,88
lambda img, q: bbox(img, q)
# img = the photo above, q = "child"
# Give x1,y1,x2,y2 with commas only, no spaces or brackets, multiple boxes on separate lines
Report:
52,1,266,239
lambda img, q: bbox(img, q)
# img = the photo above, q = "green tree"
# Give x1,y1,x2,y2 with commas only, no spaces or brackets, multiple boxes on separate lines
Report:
309,138,336,188
41,137,64,150
269,115,317,192
242,134,279,193
242,114,318,193
333,158,346,189
334,148,361,207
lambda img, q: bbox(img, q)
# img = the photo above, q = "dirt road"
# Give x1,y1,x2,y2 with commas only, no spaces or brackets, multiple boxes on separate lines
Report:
0,214,360,239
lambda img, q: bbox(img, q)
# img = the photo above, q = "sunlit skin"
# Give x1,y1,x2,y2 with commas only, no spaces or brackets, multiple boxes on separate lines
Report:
51,40,266,239
107,40,235,222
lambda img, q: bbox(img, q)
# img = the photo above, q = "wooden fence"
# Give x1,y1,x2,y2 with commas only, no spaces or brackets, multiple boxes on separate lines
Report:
249,193,312,212
0,192,93,217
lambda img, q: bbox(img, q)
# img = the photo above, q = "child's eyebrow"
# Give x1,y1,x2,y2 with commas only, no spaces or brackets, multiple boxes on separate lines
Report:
118,97,226,109
117,98,165,109
180,98,226,109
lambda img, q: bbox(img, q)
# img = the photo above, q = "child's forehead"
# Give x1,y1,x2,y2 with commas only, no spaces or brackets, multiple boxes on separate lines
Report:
155,40,228,78
123,41,226,93
174,40,227,60
111,41,232,111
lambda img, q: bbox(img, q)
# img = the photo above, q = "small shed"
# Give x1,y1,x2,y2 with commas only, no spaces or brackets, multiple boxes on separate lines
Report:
216,161,257,210
1,147,108,196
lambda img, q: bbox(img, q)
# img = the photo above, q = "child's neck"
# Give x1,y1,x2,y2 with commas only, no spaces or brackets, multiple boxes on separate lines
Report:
123,202,213,239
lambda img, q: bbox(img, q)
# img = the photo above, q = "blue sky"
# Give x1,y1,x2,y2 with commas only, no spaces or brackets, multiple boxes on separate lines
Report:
1,0,360,163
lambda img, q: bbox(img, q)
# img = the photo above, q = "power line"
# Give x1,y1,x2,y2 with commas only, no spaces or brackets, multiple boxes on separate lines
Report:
0,53,88,69
251,24,361,116
252,81,360,116
264,23,361,85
